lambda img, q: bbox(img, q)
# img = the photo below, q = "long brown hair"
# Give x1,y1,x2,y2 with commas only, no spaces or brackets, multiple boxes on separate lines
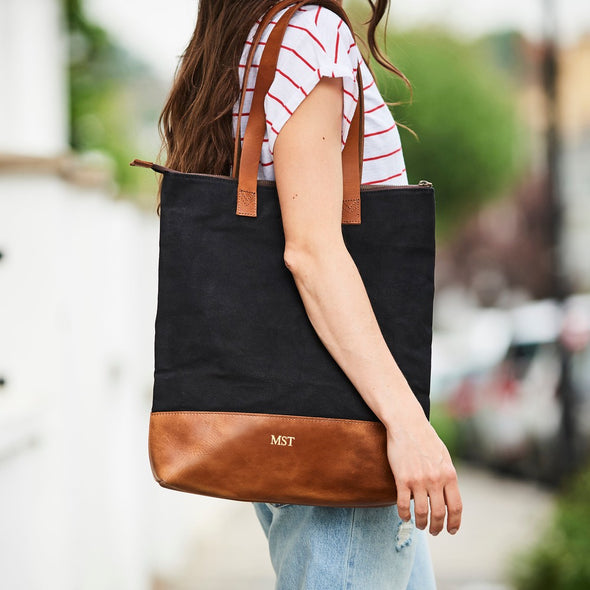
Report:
158,0,409,180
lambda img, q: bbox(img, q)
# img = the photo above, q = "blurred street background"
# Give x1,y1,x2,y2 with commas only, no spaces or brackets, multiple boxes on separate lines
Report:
1,0,590,588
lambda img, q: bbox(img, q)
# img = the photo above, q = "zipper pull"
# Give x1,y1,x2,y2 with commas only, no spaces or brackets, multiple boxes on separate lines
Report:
130,159,155,169
418,180,433,187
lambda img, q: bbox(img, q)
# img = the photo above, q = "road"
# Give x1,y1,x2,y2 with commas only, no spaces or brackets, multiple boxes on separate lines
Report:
160,461,555,590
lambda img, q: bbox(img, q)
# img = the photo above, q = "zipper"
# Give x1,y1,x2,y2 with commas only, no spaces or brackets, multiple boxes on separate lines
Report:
130,160,433,189
360,179,433,190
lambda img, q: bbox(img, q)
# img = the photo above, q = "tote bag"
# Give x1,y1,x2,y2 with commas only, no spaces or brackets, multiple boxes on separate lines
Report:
131,0,435,507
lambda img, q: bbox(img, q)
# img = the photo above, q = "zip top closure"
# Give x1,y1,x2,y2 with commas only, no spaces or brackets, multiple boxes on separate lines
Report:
130,159,433,190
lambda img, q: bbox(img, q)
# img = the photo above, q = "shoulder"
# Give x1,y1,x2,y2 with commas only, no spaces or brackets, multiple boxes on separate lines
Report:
275,4,361,73
285,4,356,41
261,4,363,156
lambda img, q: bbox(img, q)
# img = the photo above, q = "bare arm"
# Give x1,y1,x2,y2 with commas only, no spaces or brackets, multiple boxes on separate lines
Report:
273,76,462,536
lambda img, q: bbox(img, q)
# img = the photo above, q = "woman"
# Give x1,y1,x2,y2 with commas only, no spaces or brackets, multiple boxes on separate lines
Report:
159,1,462,588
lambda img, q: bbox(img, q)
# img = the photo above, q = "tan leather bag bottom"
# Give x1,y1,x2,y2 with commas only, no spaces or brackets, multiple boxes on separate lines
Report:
148,411,397,507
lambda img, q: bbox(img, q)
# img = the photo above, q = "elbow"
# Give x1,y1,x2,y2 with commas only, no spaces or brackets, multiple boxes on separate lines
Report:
284,237,347,278
283,245,306,277
283,242,321,279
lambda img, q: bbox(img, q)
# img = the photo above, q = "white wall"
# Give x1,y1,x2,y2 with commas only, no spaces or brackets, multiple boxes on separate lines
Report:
0,2,234,588
0,0,236,590
0,174,153,589
0,171,235,589
0,0,68,155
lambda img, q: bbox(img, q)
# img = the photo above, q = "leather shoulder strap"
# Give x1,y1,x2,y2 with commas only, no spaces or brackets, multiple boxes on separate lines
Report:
235,0,364,224
232,0,299,176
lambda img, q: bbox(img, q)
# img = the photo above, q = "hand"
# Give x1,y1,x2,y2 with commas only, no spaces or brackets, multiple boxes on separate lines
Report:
386,408,463,536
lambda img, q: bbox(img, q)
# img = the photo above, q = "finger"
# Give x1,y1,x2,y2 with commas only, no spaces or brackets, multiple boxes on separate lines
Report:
444,480,463,534
396,483,412,522
412,488,429,530
428,487,446,536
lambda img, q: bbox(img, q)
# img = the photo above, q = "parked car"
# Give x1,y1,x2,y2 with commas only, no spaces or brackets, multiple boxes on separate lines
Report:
442,297,590,484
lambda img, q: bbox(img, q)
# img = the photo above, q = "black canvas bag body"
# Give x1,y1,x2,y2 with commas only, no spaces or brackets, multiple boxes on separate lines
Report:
131,0,435,507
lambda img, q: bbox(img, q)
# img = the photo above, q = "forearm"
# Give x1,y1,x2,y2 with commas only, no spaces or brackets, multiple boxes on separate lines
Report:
285,241,427,431
273,77,461,535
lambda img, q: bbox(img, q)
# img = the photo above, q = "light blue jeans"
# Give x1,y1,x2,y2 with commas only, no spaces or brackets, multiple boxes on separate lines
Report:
253,499,437,589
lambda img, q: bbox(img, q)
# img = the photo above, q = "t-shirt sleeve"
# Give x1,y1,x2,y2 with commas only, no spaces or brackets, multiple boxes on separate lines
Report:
263,5,362,156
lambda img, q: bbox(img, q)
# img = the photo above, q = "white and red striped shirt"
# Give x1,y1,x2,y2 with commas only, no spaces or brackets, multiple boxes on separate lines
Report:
232,3,408,186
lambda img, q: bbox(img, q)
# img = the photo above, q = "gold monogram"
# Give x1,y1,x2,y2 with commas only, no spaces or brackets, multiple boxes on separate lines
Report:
270,434,295,447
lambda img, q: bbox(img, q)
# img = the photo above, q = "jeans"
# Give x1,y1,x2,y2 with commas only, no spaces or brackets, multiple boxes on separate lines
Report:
253,499,437,590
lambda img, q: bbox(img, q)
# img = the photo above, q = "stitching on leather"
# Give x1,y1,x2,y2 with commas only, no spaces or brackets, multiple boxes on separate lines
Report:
342,199,360,223
236,208,257,217
151,411,383,426
237,188,257,216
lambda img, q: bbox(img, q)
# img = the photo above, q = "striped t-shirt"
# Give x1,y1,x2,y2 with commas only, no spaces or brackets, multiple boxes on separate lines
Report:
232,3,408,186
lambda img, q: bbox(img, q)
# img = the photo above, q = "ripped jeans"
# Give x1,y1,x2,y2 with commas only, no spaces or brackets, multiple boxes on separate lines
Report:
253,499,437,590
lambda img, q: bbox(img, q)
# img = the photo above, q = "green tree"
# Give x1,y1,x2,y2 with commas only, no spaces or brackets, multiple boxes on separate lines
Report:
372,30,526,236
64,0,159,198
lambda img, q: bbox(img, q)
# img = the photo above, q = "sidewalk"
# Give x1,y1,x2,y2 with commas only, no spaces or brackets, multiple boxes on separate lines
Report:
428,462,554,590
162,461,555,589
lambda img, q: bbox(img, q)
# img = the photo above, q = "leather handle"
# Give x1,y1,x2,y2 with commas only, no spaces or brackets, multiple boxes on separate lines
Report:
232,0,298,177
235,0,364,224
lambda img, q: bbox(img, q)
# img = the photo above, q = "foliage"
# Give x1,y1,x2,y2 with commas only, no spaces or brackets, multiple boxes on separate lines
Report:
370,29,527,237
429,402,462,460
508,459,590,590
64,0,157,197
